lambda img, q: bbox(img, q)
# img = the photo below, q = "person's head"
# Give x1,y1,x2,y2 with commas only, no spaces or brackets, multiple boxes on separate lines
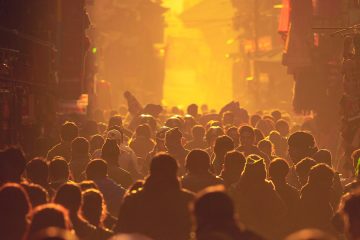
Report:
0,146,26,183
0,183,31,238
205,126,224,147
288,131,317,164
89,135,104,154
269,158,289,183
22,183,49,207
242,154,267,183
71,137,89,159
54,183,82,215
79,180,98,191
238,125,255,147
276,119,290,137
226,127,239,147
222,111,234,126
26,158,49,186
101,139,120,164
27,203,72,238
254,128,265,145
82,189,107,227
271,110,282,122
250,114,261,127
258,139,273,157
214,135,234,157
187,104,198,117
165,127,183,150
193,186,235,229
49,157,69,183
192,125,205,140
255,119,274,137
295,157,317,186
223,150,246,175
60,122,79,142
313,149,332,167
135,124,152,139
107,128,124,145
149,153,178,180
86,159,108,180
308,163,334,189
108,115,123,129
186,150,211,175
340,190,360,240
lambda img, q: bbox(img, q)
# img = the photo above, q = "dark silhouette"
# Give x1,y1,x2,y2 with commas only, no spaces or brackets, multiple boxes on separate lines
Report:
219,150,246,187
70,137,91,182
226,126,240,148
22,183,49,207
49,157,70,191
47,122,79,162
232,154,286,239
297,164,335,232
181,149,223,192
54,182,96,239
26,157,50,191
129,124,155,159
101,139,133,189
340,190,360,240
295,157,317,187
82,189,113,240
165,127,189,174
194,186,263,240
115,153,194,240
90,134,105,156
86,159,125,216
0,183,31,240
0,147,27,184
184,125,208,150
212,135,234,174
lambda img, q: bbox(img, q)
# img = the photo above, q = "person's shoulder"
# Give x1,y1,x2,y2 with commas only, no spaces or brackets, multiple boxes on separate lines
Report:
180,188,196,200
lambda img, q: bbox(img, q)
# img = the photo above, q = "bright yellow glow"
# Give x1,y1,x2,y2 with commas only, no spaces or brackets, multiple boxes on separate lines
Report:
162,0,236,110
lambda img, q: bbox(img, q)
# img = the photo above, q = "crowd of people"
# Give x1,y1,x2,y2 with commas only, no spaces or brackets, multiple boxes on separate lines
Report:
0,98,360,240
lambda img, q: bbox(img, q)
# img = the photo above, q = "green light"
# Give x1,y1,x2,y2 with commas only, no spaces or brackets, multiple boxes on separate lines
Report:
92,47,97,54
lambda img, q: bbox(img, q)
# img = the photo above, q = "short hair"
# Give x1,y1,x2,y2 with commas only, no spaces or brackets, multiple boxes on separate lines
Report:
250,114,261,127
26,158,49,184
49,157,69,181
54,183,82,213
269,158,289,180
258,139,273,154
90,135,105,152
0,147,26,183
313,149,332,167
192,125,205,139
185,150,210,174
27,203,71,236
101,139,120,162
79,180,98,191
60,122,79,142
308,163,334,186
295,157,317,180
108,115,122,128
242,155,267,181
22,183,49,207
271,110,282,121
238,125,254,137
86,159,108,180
214,135,234,154
135,124,152,139
150,153,178,179
82,189,107,226
224,150,246,173
71,137,89,157
288,131,316,149
340,190,360,238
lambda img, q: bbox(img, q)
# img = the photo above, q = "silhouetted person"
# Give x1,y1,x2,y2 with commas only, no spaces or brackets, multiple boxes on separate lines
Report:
287,131,318,188
219,150,246,187
226,126,240,148
345,149,360,192
0,147,26,184
0,183,31,240
194,186,263,240
26,157,50,191
297,164,335,232
22,183,49,207
26,203,72,239
184,125,208,150
187,103,200,119
70,137,91,182
212,135,234,175
340,190,360,240
115,153,194,240
49,157,70,191
233,154,286,239
181,150,223,193
47,122,79,162
269,130,288,158
90,134,105,156
269,158,299,233
82,189,113,240
276,119,290,138
54,182,96,239
129,124,155,159
101,139,133,189
86,159,125,216
258,139,277,161
236,126,269,165
295,157,317,187
165,128,189,175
